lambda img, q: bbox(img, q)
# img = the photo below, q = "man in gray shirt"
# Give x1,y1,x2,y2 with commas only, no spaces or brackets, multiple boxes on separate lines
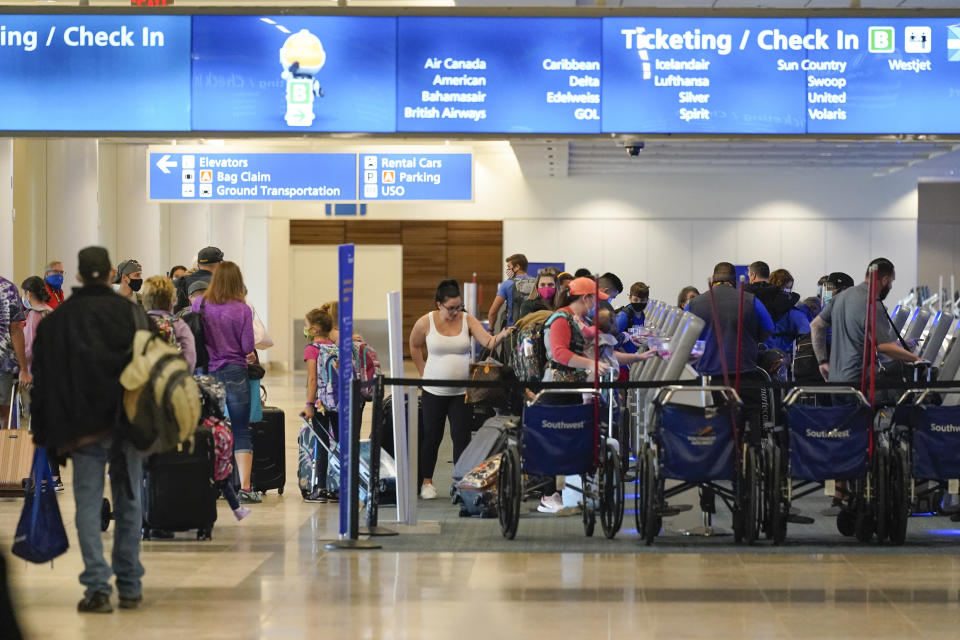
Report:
810,258,919,385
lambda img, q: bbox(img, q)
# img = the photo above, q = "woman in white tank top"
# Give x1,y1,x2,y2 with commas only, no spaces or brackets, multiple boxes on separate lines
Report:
409,279,512,499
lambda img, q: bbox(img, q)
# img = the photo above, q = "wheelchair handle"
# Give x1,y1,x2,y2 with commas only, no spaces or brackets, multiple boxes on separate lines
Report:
653,385,742,407
783,386,868,407
897,387,960,406
527,388,602,406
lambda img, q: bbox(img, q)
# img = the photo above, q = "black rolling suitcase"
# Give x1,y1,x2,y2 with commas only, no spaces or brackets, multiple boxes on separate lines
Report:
251,406,286,495
141,428,218,540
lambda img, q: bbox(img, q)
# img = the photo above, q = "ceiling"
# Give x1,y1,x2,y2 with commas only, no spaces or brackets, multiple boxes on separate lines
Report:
512,139,960,177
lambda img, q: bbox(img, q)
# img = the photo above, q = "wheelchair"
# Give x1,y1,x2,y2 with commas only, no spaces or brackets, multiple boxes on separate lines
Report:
781,387,884,543
885,387,960,545
636,385,763,545
497,389,625,540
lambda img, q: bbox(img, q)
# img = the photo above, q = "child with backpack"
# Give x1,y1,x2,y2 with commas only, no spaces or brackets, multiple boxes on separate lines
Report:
142,276,197,372
300,304,341,503
203,416,251,521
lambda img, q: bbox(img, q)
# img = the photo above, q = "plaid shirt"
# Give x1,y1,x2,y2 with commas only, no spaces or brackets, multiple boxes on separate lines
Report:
0,276,26,374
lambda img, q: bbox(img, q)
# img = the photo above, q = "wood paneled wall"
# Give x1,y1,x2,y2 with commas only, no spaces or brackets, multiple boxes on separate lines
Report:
290,220,503,354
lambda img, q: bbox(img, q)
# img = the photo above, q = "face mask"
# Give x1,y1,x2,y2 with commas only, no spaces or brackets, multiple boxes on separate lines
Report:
538,286,556,300
112,283,121,293
505,268,515,280
879,283,892,301
630,302,647,313
21,297,31,311
128,278,143,292
45,274,63,290
822,289,833,305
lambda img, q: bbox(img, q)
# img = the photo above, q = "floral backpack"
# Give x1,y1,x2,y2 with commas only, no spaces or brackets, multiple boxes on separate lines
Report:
203,416,234,482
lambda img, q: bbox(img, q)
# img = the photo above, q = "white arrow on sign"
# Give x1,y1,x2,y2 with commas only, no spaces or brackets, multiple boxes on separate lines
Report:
156,154,178,174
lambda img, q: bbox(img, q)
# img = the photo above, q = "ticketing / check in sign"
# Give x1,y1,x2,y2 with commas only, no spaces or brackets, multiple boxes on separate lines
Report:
359,153,472,201
149,152,358,201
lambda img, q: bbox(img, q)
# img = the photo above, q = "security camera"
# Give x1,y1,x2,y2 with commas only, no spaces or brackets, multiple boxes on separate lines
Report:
625,141,645,156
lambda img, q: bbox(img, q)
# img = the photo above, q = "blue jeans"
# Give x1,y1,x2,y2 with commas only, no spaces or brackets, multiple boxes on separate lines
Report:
71,438,144,599
214,364,252,453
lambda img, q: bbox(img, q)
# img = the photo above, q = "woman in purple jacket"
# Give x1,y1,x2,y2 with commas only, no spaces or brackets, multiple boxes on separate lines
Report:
191,262,257,503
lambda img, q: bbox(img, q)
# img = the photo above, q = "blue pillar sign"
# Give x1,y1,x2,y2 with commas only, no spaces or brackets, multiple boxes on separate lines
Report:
359,153,472,201
337,244,355,537
149,152,357,201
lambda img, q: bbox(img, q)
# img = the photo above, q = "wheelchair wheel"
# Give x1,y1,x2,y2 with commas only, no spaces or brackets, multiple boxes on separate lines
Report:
886,445,910,546
740,447,761,545
769,444,788,545
600,441,624,539
582,473,596,537
837,509,856,537
634,445,646,535
497,443,522,540
873,448,888,543
855,509,875,543
641,447,659,545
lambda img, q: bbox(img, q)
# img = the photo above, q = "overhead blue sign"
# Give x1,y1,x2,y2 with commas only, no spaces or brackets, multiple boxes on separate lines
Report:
192,15,397,132
396,17,602,134
602,17,808,134
806,18,960,133
358,153,472,201
148,152,358,201
0,15,190,131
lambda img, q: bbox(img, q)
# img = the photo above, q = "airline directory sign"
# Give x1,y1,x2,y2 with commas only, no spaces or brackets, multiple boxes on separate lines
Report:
0,14,190,131
603,18,808,134
396,17,602,133
191,15,397,132
805,18,960,133
3,13,960,134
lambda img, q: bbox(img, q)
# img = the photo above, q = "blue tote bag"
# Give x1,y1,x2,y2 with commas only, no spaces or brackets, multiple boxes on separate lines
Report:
12,447,69,564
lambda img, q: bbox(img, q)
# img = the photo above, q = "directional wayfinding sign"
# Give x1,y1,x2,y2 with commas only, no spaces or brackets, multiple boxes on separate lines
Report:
359,153,472,201
149,149,473,202
149,151,358,201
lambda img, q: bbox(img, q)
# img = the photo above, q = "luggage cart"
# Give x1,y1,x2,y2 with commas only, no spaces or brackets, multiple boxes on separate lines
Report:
781,387,882,542
637,385,761,545
887,386,960,544
497,389,624,540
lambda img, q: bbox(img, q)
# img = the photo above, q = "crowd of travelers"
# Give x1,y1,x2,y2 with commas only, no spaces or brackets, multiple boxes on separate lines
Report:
0,245,923,617
409,254,923,516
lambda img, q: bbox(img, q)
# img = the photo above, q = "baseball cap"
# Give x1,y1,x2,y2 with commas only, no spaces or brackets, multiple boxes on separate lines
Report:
78,246,111,281
197,246,224,265
112,259,142,284
568,277,608,299
826,272,855,291
188,280,209,296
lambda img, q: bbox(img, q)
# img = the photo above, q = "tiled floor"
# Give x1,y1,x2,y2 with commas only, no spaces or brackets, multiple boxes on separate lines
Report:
4,371,960,639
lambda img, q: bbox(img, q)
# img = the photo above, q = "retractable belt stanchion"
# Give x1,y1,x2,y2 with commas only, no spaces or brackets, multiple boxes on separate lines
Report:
325,243,380,551
360,375,398,537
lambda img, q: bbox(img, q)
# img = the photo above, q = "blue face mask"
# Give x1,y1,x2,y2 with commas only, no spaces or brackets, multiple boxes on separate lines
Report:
21,297,31,311
822,289,833,305
45,274,63,290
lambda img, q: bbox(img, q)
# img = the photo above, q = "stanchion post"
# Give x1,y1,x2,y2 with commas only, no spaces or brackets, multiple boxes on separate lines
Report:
360,374,397,537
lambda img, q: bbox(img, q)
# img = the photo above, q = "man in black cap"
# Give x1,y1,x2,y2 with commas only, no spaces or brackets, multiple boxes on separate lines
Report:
31,246,152,614
113,259,143,305
174,246,222,313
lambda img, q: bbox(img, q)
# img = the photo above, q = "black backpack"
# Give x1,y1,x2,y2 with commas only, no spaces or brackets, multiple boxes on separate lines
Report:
615,305,643,330
180,299,209,374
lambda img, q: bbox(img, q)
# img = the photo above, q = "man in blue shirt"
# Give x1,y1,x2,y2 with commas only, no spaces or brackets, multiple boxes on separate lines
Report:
686,262,774,436
487,253,533,330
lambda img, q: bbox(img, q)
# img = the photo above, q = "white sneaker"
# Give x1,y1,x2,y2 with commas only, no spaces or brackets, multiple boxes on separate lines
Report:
420,483,438,500
537,492,564,514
